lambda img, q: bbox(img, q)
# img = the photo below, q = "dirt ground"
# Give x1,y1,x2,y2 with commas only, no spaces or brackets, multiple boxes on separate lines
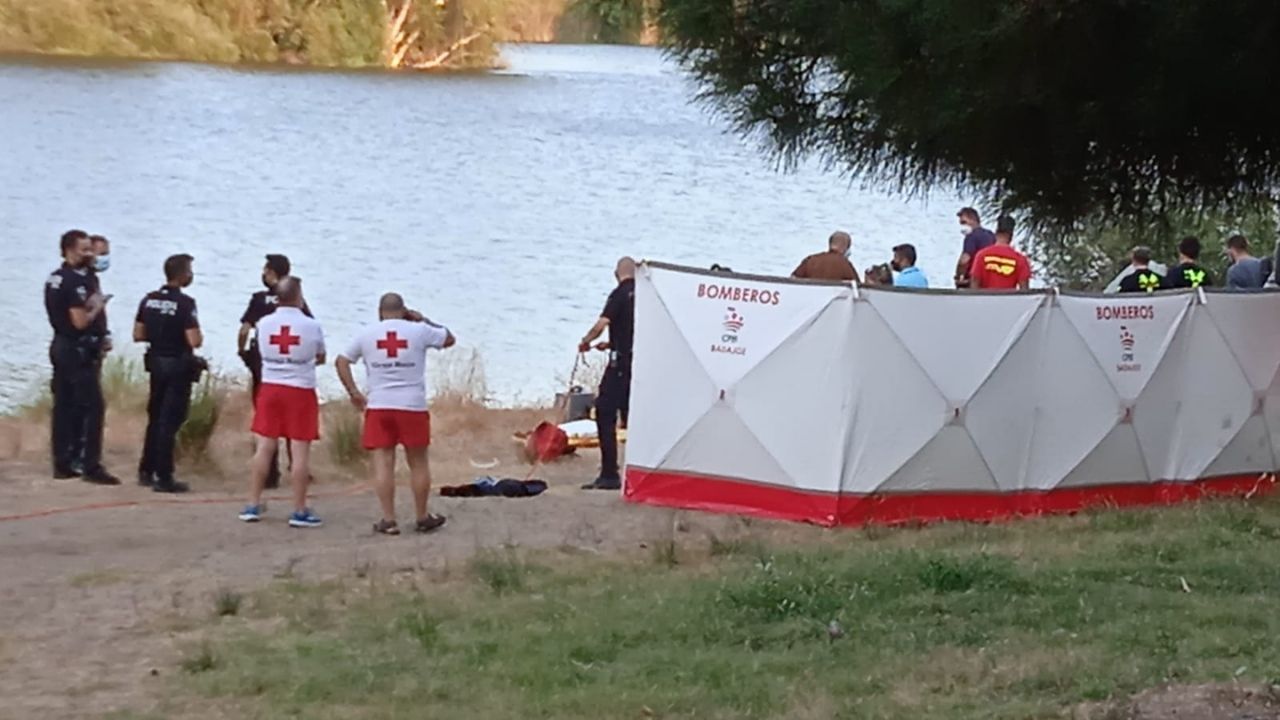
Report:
1,399,1274,720
0,399,801,720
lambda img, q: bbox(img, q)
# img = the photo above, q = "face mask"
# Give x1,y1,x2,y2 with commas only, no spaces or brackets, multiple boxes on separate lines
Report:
960,225,973,236
842,248,851,259
890,260,902,272
93,255,111,272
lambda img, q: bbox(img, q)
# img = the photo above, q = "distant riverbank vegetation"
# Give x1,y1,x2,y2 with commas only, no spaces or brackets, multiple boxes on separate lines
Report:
0,0,659,70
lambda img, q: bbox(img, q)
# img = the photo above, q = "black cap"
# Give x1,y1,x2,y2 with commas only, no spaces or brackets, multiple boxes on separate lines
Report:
996,215,1016,234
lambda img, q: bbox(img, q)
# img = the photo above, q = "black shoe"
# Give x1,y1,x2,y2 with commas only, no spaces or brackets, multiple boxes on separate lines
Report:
53,466,80,480
138,470,156,487
581,477,621,491
83,468,122,486
152,478,190,494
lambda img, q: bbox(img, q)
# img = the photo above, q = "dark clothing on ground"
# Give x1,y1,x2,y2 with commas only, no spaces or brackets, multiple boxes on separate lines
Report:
1164,262,1214,289
45,264,107,474
137,286,200,481
1119,269,1165,294
440,477,548,497
792,251,858,282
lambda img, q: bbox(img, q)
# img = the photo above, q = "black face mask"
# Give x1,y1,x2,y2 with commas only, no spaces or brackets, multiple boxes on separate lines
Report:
890,260,902,272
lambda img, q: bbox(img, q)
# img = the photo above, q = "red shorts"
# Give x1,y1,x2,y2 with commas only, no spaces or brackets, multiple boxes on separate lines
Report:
251,383,320,441
362,409,431,450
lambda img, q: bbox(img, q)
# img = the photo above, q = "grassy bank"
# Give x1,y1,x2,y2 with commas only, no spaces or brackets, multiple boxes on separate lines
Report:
0,0,659,70
161,496,1280,719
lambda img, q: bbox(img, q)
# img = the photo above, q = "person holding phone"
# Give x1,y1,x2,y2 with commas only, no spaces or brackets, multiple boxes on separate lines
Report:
44,230,120,485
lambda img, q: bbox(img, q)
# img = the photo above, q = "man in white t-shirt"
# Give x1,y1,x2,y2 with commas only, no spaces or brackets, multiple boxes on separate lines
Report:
336,292,455,536
239,277,327,528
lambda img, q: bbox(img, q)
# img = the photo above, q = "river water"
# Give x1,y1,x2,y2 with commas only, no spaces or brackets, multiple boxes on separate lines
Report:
0,44,964,408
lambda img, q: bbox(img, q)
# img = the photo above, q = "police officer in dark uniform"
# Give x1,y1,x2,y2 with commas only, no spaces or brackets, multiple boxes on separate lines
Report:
135,254,203,494
82,234,115,471
45,230,120,484
237,254,312,488
578,257,636,491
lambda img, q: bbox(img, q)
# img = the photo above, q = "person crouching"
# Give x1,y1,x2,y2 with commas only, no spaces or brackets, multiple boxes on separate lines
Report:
239,277,326,528
335,293,455,535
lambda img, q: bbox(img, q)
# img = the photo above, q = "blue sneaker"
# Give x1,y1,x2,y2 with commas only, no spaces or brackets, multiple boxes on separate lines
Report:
288,509,323,529
238,504,263,522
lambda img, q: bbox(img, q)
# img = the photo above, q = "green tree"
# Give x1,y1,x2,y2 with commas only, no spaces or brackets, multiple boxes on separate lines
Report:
661,0,1280,275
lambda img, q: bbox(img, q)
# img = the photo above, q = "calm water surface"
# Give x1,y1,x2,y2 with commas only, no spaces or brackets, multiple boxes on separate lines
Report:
0,44,964,408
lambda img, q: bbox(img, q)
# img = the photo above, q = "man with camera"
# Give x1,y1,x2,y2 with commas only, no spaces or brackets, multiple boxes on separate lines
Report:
45,230,119,484
134,254,204,494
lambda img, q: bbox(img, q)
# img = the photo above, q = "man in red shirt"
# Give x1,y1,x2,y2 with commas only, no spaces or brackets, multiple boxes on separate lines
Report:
971,216,1032,290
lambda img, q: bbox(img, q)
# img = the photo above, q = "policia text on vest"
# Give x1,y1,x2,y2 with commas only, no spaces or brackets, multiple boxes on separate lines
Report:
134,254,205,494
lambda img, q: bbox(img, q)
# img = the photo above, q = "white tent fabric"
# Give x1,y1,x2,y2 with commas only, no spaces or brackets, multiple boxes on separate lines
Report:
624,262,1280,526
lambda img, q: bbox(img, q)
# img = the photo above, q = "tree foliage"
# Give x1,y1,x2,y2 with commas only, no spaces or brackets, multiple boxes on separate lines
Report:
660,0,1280,232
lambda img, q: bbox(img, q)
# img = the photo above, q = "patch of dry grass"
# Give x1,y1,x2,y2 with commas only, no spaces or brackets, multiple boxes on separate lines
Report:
173,494,1280,719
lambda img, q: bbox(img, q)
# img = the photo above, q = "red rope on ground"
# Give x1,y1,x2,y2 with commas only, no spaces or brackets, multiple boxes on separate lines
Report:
0,482,370,523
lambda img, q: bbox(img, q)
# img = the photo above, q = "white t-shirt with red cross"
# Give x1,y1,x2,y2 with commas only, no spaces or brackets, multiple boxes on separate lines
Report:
256,306,326,390
341,319,450,411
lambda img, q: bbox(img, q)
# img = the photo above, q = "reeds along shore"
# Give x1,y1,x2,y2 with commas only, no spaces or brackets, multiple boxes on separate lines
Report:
0,0,660,70
2,350,564,486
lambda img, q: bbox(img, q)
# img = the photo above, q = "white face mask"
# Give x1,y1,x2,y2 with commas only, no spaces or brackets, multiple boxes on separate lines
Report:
960,225,973,236
94,254,111,272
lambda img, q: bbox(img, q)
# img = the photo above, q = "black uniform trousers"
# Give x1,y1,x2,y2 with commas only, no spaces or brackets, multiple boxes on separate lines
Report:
245,345,283,486
140,355,193,480
50,336,105,474
594,362,632,481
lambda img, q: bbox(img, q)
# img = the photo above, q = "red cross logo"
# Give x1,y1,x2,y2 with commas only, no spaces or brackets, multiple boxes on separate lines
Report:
377,331,409,358
269,326,302,355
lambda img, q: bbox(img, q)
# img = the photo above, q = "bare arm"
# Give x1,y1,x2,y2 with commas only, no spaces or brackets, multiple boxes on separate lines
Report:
955,252,972,281
237,322,253,353
133,322,146,343
442,330,457,349
316,352,327,366
335,355,366,409
579,317,609,351
186,328,204,349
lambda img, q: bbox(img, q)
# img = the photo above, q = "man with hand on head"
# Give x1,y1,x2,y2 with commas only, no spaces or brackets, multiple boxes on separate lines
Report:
579,257,636,491
239,277,326,528
336,293,456,536
134,254,202,494
45,230,119,485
